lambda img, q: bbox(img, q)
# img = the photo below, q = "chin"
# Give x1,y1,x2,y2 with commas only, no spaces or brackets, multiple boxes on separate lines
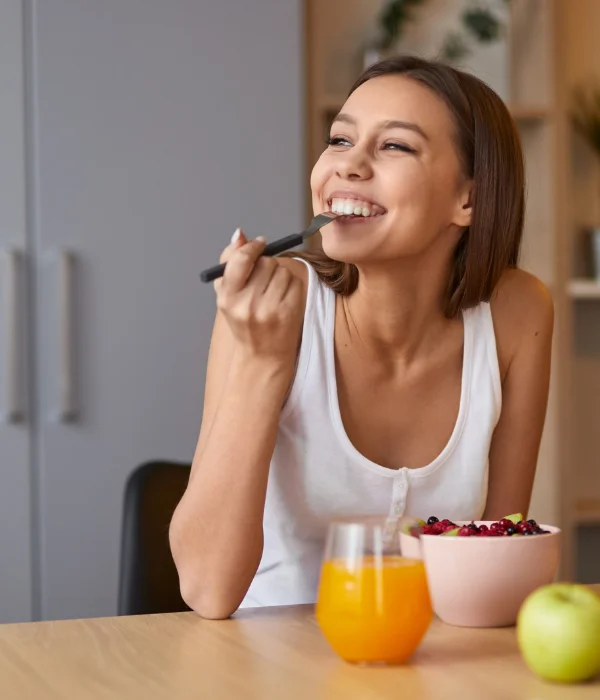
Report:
320,230,376,265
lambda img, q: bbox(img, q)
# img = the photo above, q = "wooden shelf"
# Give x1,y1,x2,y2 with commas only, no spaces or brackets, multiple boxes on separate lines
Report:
574,499,600,525
509,105,552,122
316,95,346,113
568,279,600,299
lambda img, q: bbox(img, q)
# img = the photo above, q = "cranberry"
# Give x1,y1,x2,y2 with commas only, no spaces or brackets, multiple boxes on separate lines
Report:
499,519,513,529
457,526,472,537
486,530,501,537
427,516,439,525
478,524,489,532
516,521,529,532
490,522,503,531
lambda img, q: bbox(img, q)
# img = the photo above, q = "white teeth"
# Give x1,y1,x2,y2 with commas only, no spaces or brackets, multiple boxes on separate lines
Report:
329,197,384,217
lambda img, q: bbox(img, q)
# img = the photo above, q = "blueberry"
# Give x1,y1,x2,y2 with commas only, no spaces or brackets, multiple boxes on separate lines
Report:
427,516,439,525
523,530,534,536
468,522,479,532
527,519,537,527
506,526,517,535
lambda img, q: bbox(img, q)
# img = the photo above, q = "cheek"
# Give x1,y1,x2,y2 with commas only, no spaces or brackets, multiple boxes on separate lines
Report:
309,154,331,198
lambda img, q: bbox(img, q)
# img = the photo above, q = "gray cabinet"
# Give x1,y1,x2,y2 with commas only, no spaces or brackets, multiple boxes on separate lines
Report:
0,0,303,622
0,0,33,624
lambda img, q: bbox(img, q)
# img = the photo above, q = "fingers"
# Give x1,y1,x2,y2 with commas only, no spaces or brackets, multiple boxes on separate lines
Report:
262,264,293,302
221,237,268,294
219,228,248,264
281,273,304,310
214,228,258,293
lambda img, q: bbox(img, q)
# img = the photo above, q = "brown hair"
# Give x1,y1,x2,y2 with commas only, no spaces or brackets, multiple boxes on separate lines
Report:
292,54,525,318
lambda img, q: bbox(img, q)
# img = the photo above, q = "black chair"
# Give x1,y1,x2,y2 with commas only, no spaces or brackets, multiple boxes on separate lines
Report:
118,460,192,615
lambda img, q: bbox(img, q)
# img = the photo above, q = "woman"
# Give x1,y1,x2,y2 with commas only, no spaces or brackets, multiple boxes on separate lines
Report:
169,55,554,619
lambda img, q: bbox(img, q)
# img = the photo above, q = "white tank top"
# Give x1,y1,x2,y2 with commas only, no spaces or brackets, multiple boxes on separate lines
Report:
240,259,502,608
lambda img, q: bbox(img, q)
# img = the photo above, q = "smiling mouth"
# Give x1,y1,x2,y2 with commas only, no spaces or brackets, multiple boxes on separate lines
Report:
327,197,386,219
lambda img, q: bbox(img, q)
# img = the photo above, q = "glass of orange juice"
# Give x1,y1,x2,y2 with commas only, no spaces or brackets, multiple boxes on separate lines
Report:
316,516,432,665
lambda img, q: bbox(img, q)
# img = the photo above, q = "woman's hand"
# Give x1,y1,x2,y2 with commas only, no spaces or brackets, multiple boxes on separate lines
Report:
215,229,304,362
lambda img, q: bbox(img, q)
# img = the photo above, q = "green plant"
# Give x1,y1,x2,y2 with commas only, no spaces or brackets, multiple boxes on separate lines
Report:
377,0,426,51
375,0,509,61
572,85,600,156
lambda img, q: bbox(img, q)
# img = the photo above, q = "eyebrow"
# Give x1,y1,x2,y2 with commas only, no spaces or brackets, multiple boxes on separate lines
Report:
332,112,429,141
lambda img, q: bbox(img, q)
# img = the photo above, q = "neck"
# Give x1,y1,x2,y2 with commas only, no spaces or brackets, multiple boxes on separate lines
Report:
343,249,456,363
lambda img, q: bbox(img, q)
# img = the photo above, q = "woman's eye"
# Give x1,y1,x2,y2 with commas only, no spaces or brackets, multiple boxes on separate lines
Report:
383,142,416,153
326,136,352,147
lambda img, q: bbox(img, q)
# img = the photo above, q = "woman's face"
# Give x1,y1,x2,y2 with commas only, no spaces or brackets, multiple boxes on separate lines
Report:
310,74,472,266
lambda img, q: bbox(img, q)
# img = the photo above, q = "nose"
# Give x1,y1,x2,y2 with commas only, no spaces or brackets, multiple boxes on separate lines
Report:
335,146,373,181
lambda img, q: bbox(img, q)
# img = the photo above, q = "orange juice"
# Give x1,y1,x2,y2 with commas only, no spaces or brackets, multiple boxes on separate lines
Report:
316,556,432,664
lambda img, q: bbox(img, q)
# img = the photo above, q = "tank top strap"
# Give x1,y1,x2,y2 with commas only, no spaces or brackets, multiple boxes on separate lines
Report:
280,257,334,419
463,301,502,416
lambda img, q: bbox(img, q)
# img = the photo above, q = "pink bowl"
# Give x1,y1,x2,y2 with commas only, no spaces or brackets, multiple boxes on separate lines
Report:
403,521,561,628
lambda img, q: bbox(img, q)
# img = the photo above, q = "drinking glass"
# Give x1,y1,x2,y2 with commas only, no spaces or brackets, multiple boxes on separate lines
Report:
316,516,432,665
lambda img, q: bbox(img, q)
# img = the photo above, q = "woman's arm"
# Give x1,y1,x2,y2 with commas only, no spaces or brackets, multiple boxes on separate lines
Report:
169,233,307,619
483,269,554,520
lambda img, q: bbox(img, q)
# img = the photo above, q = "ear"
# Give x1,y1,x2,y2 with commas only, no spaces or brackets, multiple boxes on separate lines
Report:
452,181,473,228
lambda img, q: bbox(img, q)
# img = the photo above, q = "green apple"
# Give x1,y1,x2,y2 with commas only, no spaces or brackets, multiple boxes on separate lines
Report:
517,583,600,683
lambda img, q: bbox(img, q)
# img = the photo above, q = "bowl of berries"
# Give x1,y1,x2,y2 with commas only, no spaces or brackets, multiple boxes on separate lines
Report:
401,513,561,628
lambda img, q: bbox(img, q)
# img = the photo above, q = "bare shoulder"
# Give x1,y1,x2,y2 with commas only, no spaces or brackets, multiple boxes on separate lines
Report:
489,268,554,379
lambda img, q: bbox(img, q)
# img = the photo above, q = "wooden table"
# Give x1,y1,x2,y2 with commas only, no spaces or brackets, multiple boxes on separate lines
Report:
0,587,599,699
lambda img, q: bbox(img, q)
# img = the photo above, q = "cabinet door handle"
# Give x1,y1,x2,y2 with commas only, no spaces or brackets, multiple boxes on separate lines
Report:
55,250,76,423
2,248,24,423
